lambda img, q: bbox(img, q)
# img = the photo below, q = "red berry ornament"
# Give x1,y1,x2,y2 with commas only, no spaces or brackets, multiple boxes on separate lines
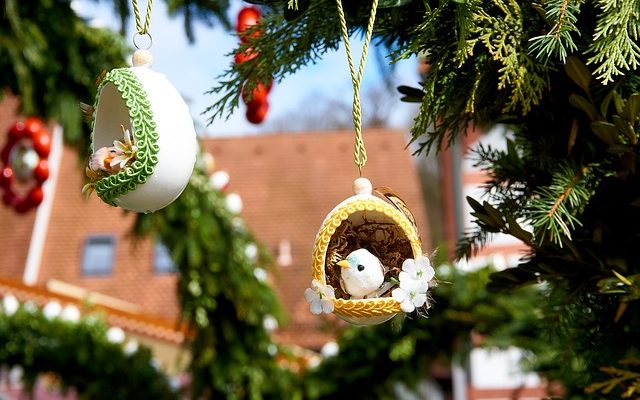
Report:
0,167,13,188
242,82,269,105
236,7,261,42
234,48,259,64
33,159,50,183
24,117,45,137
27,186,44,207
8,121,25,141
246,100,269,124
32,130,52,158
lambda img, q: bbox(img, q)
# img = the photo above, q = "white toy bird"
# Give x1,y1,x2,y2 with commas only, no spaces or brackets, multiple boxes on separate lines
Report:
337,248,386,299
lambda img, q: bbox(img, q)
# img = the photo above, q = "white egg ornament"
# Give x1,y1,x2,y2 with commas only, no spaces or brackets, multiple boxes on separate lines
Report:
89,50,198,213
310,177,424,326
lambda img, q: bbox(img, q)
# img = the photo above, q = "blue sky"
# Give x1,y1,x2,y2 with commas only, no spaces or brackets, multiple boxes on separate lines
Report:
73,0,420,136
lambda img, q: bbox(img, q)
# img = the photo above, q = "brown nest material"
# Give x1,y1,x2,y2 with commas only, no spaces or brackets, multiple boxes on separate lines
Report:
325,213,414,300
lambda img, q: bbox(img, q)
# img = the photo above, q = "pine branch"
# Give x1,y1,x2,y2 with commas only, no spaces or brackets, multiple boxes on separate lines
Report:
529,164,597,246
528,0,581,63
587,0,640,84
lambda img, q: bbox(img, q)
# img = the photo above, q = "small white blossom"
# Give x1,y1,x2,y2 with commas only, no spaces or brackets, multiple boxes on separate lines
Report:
399,256,435,288
111,126,137,169
106,326,125,344
392,278,428,313
304,279,335,315
43,301,62,320
2,294,19,316
393,256,435,313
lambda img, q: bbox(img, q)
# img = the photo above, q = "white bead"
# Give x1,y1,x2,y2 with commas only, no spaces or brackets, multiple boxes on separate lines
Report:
321,341,339,358
43,301,62,320
132,49,153,67
61,305,81,323
225,193,243,214
210,171,230,191
2,294,19,316
106,326,126,344
352,177,372,195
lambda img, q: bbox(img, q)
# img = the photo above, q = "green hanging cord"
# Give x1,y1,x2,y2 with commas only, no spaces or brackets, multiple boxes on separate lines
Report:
335,0,379,176
131,0,153,49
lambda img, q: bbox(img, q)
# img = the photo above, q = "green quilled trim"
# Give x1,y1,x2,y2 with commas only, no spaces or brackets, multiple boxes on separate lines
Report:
90,68,160,205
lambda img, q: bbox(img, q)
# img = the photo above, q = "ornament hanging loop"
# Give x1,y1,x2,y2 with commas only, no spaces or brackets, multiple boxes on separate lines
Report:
131,0,154,48
133,32,153,50
335,0,378,176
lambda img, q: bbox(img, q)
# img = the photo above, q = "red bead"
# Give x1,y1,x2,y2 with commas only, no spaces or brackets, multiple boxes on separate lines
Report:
32,130,51,158
14,199,30,213
27,186,44,207
0,167,13,188
33,159,49,183
23,117,44,137
0,144,11,164
236,7,261,42
241,82,269,105
234,48,258,64
246,100,269,124
2,191,18,207
8,121,26,141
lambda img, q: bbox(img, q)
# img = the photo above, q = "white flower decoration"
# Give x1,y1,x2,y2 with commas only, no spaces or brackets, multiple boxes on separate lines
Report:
111,125,137,169
400,255,435,287
392,278,428,313
304,279,335,315
392,255,435,313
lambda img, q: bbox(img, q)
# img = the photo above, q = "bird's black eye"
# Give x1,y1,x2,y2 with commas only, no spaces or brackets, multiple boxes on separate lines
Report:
357,264,365,272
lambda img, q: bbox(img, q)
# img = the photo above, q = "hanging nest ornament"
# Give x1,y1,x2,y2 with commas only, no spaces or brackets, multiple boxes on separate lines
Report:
83,49,198,213
307,177,434,326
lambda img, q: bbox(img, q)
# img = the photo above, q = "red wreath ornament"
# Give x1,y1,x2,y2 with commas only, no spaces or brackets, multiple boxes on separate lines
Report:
0,118,51,213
